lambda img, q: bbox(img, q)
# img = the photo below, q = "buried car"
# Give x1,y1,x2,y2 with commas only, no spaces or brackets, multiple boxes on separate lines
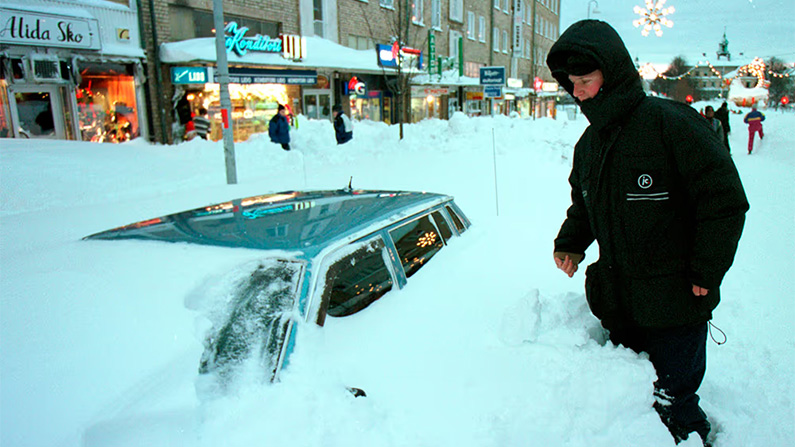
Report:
84,189,470,392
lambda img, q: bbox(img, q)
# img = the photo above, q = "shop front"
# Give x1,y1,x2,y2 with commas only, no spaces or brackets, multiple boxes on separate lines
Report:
171,65,318,142
0,5,147,142
341,73,391,123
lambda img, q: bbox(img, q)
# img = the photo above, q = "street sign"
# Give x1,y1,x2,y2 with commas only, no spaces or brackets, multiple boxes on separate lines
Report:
480,66,505,85
484,86,503,98
171,67,209,84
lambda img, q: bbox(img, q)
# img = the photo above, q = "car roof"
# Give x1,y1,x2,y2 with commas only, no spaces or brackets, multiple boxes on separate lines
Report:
84,189,452,257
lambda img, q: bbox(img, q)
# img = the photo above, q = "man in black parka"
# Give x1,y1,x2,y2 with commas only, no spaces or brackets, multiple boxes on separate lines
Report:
547,21,749,445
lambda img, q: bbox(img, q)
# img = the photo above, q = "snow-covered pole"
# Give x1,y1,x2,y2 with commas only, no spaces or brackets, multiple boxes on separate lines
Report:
492,128,500,216
213,0,238,184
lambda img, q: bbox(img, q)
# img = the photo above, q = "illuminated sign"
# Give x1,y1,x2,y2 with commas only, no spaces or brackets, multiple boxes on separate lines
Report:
171,66,208,84
224,22,306,59
0,7,101,50
345,76,366,95
212,67,317,85
507,78,523,88
376,44,423,69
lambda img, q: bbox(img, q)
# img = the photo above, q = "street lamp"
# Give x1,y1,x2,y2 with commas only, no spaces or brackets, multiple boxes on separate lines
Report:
587,0,600,19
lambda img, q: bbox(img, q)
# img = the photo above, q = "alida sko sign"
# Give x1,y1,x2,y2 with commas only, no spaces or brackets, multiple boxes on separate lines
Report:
224,22,305,60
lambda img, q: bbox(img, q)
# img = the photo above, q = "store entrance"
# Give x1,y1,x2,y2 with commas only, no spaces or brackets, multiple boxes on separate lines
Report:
302,89,332,120
8,85,66,139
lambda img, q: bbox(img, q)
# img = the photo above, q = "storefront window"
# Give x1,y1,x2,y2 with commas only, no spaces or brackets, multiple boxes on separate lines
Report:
76,62,139,143
192,83,297,142
349,94,381,122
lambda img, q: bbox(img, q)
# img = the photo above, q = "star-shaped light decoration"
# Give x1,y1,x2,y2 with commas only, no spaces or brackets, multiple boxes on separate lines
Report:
633,0,675,37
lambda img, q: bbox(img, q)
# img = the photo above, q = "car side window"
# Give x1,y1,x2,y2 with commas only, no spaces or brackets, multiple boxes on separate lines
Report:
324,237,394,318
432,210,453,242
446,205,467,234
389,214,445,279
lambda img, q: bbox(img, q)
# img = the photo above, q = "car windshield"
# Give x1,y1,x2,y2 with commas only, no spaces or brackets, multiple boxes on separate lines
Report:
198,259,303,393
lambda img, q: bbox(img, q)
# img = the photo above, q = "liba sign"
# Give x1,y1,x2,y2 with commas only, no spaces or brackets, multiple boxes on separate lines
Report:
0,8,101,50
480,66,506,85
224,22,306,60
171,67,209,84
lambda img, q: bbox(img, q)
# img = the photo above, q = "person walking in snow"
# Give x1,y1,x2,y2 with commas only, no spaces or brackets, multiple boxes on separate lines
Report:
743,106,765,154
269,104,291,151
332,104,353,145
714,102,731,153
547,20,749,446
703,106,724,145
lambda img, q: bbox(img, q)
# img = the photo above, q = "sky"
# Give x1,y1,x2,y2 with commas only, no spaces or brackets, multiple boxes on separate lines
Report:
560,0,795,65
1,103,793,447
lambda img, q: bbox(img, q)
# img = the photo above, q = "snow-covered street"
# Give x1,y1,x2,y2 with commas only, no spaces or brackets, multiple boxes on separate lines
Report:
1,106,793,447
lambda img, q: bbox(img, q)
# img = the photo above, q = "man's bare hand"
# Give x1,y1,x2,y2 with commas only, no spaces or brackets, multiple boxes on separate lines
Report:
554,252,583,278
692,285,709,296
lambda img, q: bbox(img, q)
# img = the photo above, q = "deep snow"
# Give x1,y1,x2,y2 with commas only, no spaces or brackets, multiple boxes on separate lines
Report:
1,104,793,447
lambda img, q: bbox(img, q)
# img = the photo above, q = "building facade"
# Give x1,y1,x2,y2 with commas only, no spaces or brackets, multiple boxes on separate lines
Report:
1,0,148,142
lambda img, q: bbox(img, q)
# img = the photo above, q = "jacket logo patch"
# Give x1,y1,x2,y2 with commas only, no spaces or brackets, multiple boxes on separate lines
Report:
638,174,653,189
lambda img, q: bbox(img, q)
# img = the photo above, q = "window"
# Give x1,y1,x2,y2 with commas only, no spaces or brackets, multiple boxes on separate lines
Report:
493,28,499,52
466,11,475,39
314,0,324,37
446,205,468,233
502,30,508,53
323,237,394,318
432,211,453,242
412,0,424,25
380,0,394,8
347,34,374,50
431,0,441,29
390,215,446,279
503,0,509,12
478,16,486,42
494,0,500,9
450,30,463,59
449,0,463,22
168,7,280,41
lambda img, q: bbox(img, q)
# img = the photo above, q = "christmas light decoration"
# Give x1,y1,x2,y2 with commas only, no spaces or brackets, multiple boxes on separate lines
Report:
637,57,790,87
633,0,675,37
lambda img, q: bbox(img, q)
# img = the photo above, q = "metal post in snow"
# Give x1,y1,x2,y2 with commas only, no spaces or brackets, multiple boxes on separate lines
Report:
492,128,500,216
213,0,238,184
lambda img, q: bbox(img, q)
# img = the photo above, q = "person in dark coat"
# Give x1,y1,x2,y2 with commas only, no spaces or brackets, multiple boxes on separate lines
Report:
547,20,749,446
714,102,731,153
268,104,290,151
703,106,724,144
332,104,353,144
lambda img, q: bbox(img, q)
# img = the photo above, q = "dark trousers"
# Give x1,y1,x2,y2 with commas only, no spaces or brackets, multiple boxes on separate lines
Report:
281,143,290,151
609,323,710,444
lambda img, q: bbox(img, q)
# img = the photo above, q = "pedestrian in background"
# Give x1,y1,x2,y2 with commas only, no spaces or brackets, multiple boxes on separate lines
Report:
714,102,731,153
703,106,724,145
269,104,291,151
193,107,211,140
547,20,749,447
743,105,765,154
332,104,353,145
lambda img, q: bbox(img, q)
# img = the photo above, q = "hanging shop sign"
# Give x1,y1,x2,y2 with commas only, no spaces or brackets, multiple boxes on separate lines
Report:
484,86,503,98
171,66,209,84
376,44,423,70
345,76,366,95
411,86,449,98
0,7,101,50
212,67,317,85
224,22,305,59
480,66,506,85
542,81,559,92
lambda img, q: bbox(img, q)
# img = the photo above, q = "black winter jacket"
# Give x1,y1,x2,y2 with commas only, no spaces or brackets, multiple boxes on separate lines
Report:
548,21,749,329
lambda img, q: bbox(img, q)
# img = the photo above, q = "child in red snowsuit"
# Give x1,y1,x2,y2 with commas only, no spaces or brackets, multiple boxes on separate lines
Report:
743,106,765,154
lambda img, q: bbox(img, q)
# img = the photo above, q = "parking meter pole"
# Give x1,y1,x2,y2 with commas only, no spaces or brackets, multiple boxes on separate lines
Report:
213,0,238,185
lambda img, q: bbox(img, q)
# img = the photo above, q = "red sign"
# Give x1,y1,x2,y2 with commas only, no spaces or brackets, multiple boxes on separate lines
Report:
391,41,399,60
221,109,229,129
533,77,543,91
